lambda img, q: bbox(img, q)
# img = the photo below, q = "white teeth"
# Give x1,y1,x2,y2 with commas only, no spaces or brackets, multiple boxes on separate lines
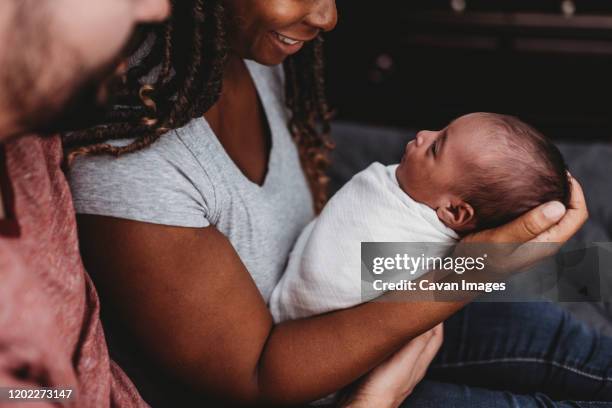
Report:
276,32,301,46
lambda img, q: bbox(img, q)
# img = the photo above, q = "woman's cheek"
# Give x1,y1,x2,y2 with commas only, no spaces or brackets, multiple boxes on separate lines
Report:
259,0,308,29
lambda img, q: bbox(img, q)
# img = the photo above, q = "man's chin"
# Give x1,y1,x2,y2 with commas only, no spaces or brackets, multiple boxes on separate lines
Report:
28,92,105,136
30,63,123,136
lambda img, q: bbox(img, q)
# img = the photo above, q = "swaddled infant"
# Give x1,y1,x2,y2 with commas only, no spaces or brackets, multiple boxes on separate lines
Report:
270,113,571,323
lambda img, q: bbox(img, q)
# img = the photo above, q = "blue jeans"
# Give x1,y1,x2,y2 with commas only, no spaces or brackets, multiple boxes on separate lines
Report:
402,302,612,407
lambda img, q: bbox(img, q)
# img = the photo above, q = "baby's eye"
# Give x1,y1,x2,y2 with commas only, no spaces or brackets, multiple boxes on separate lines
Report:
430,140,438,157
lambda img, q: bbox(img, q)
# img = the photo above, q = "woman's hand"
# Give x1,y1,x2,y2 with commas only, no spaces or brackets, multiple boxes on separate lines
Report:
457,175,588,276
342,324,444,408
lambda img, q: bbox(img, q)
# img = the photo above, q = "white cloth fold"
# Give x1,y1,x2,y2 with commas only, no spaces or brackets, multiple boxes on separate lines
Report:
270,163,459,323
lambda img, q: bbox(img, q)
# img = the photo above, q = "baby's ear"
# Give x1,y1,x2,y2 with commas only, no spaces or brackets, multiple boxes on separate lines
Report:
436,199,476,232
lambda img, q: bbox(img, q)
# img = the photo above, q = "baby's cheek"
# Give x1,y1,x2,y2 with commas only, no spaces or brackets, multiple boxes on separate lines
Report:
400,175,429,202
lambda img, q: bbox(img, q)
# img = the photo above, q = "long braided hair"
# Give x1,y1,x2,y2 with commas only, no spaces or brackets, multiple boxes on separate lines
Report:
63,0,334,212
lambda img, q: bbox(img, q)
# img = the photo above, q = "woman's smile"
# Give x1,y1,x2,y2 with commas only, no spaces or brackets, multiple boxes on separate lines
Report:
223,0,337,65
269,31,309,55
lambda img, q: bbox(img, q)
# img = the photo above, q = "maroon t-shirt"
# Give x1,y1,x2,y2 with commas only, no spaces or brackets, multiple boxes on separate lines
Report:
0,136,147,408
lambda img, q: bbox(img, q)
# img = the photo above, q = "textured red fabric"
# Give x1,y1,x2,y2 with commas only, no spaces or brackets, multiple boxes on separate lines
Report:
0,135,148,408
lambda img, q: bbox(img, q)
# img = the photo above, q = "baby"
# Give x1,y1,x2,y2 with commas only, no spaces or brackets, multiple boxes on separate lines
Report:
269,112,571,323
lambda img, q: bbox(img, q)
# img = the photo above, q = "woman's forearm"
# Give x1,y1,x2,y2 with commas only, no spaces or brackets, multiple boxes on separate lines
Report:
254,268,491,403
255,299,465,405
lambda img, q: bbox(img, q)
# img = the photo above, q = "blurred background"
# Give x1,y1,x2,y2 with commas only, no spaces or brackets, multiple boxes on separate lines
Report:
324,0,612,140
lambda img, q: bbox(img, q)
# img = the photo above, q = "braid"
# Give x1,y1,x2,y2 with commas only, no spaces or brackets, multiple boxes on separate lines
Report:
64,0,334,212
158,24,174,86
285,37,335,213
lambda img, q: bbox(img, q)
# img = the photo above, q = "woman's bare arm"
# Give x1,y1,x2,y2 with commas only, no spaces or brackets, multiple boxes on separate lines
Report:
78,216,460,405
77,179,587,406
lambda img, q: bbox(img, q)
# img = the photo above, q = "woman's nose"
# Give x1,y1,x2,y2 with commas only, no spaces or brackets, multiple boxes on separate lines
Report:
304,0,338,32
133,0,171,23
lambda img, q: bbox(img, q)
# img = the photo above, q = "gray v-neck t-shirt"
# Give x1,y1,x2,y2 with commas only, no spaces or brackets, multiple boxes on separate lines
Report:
68,60,315,301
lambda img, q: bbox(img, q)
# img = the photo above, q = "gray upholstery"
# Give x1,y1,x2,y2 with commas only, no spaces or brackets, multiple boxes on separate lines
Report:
328,121,612,335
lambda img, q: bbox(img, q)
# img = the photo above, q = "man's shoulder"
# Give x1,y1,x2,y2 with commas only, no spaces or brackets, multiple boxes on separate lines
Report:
5,134,70,207
5,134,63,172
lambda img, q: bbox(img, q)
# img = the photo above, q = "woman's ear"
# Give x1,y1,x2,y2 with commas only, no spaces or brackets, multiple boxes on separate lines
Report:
436,200,475,231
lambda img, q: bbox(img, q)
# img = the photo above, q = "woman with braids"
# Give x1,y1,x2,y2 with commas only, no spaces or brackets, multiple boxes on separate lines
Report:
65,0,592,407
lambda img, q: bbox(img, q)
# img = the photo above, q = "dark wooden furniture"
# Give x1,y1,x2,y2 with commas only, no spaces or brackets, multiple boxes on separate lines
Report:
325,1,612,140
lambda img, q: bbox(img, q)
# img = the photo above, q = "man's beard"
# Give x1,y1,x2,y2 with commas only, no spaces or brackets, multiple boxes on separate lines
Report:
28,61,121,135
11,25,151,137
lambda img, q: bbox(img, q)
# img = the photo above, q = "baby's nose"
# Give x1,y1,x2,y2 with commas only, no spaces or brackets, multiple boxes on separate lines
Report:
416,133,425,147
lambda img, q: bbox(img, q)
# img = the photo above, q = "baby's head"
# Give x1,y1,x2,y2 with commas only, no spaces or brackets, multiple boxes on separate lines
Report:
396,112,571,233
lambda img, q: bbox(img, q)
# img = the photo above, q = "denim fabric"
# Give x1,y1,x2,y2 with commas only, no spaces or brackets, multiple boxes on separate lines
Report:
402,302,612,407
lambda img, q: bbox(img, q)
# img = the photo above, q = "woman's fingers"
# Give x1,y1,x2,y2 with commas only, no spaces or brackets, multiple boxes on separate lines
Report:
515,177,588,268
456,201,565,274
344,326,445,408
530,176,588,244
384,329,434,372
381,325,443,388
411,324,444,384
491,201,566,243
458,176,588,276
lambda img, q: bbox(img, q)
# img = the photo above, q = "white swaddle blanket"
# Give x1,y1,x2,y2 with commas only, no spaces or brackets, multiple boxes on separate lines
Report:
270,162,459,323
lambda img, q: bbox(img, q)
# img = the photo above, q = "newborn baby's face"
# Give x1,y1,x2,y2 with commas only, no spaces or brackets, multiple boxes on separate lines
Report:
396,113,489,231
